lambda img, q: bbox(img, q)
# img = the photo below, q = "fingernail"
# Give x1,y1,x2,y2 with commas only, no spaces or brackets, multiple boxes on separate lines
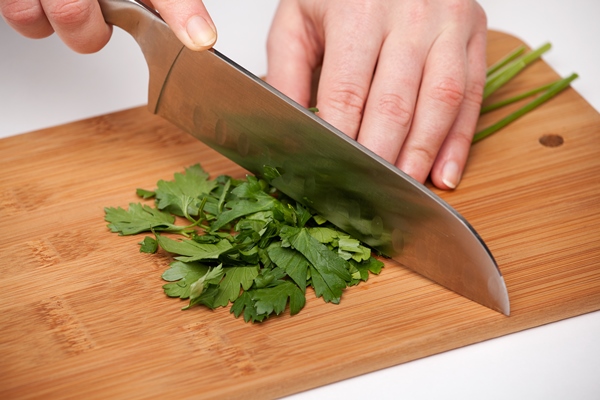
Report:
186,15,216,48
441,161,460,189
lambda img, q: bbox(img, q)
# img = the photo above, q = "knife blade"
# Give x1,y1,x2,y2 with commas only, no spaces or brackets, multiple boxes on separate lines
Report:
99,0,510,315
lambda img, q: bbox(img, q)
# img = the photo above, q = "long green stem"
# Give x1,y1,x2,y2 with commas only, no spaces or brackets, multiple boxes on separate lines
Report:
181,197,208,229
486,43,551,83
473,73,578,143
480,82,555,114
486,45,526,76
484,42,552,99
217,179,231,215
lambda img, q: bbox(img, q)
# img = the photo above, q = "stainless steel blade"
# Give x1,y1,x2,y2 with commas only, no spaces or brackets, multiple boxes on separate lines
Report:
100,0,510,315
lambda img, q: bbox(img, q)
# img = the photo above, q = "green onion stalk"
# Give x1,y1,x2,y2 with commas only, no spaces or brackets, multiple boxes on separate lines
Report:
472,42,578,143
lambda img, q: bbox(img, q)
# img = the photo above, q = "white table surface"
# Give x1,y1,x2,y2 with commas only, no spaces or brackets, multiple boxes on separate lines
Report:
1,1,599,399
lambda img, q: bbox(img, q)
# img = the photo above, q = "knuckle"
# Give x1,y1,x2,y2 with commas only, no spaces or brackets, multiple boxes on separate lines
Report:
400,143,437,177
1,0,42,26
451,128,476,148
322,81,366,118
445,0,471,18
406,1,428,24
429,76,465,109
46,0,93,27
408,142,437,168
463,78,485,108
375,93,413,130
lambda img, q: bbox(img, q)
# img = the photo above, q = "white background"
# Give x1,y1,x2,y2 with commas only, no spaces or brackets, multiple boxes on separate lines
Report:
1,1,599,399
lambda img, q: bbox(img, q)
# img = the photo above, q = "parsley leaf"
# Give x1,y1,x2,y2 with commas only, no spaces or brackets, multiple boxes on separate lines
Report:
136,188,156,199
308,227,372,261
155,164,216,220
156,234,233,262
267,243,309,292
307,226,340,244
104,203,179,235
210,178,278,231
280,226,352,303
349,257,385,283
188,265,225,308
231,291,268,323
338,237,372,262
162,261,211,299
252,280,306,316
212,266,260,308
139,236,158,253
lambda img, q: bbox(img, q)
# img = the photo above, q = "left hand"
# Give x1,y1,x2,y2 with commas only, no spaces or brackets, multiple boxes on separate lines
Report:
265,0,488,189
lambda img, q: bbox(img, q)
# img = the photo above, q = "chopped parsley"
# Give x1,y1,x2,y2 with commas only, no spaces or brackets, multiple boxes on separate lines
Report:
105,164,384,322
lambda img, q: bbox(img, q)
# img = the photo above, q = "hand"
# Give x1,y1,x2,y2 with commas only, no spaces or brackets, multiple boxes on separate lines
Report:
266,0,487,189
0,0,217,53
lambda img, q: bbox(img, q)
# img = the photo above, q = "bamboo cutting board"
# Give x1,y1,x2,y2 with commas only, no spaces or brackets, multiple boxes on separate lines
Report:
1,31,599,399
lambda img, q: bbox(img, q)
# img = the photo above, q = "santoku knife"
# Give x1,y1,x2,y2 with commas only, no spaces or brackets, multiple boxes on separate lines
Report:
98,0,510,315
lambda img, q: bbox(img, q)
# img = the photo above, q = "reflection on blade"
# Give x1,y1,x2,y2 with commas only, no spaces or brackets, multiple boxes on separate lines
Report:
154,47,510,316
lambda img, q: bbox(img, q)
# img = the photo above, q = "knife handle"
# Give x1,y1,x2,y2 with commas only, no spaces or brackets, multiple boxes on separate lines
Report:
98,0,184,112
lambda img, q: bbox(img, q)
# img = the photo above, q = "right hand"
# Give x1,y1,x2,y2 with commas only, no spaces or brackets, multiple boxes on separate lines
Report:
0,0,217,53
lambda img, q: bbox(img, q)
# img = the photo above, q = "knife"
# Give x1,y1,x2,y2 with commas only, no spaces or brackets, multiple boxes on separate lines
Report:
99,0,510,315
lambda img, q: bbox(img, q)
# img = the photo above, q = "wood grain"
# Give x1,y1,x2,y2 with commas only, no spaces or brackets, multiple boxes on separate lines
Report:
1,31,599,399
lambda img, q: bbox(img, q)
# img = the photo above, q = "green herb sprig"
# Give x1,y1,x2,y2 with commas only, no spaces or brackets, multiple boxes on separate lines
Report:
105,164,384,323
475,42,578,142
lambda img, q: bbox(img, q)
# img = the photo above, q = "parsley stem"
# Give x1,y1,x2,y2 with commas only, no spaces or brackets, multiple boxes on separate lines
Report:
484,42,552,100
217,179,231,215
473,73,578,143
181,197,209,229
486,44,526,77
480,82,555,114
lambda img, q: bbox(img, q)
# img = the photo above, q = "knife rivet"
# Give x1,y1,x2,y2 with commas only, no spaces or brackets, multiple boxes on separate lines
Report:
371,215,383,239
215,119,228,146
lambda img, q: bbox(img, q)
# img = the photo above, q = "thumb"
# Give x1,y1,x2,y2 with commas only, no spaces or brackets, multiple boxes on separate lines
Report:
150,0,217,51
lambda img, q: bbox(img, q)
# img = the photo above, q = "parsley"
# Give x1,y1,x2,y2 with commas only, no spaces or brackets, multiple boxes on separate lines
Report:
139,236,158,253
105,164,384,323
105,203,180,235
155,164,216,220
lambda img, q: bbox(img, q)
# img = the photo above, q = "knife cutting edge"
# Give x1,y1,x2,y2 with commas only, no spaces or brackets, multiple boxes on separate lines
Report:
98,0,510,316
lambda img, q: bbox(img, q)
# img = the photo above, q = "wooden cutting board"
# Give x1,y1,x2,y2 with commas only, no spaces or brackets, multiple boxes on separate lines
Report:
1,31,599,399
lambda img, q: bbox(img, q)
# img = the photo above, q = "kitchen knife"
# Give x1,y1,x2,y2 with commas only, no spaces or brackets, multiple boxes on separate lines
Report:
99,0,510,315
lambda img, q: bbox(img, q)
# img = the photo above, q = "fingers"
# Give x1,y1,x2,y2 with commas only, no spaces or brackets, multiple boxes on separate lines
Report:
38,0,111,53
151,0,217,51
430,14,487,189
1,0,111,53
395,30,468,183
313,6,383,139
265,0,319,106
355,36,426,164
393,2,487,188
0,0,53,39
